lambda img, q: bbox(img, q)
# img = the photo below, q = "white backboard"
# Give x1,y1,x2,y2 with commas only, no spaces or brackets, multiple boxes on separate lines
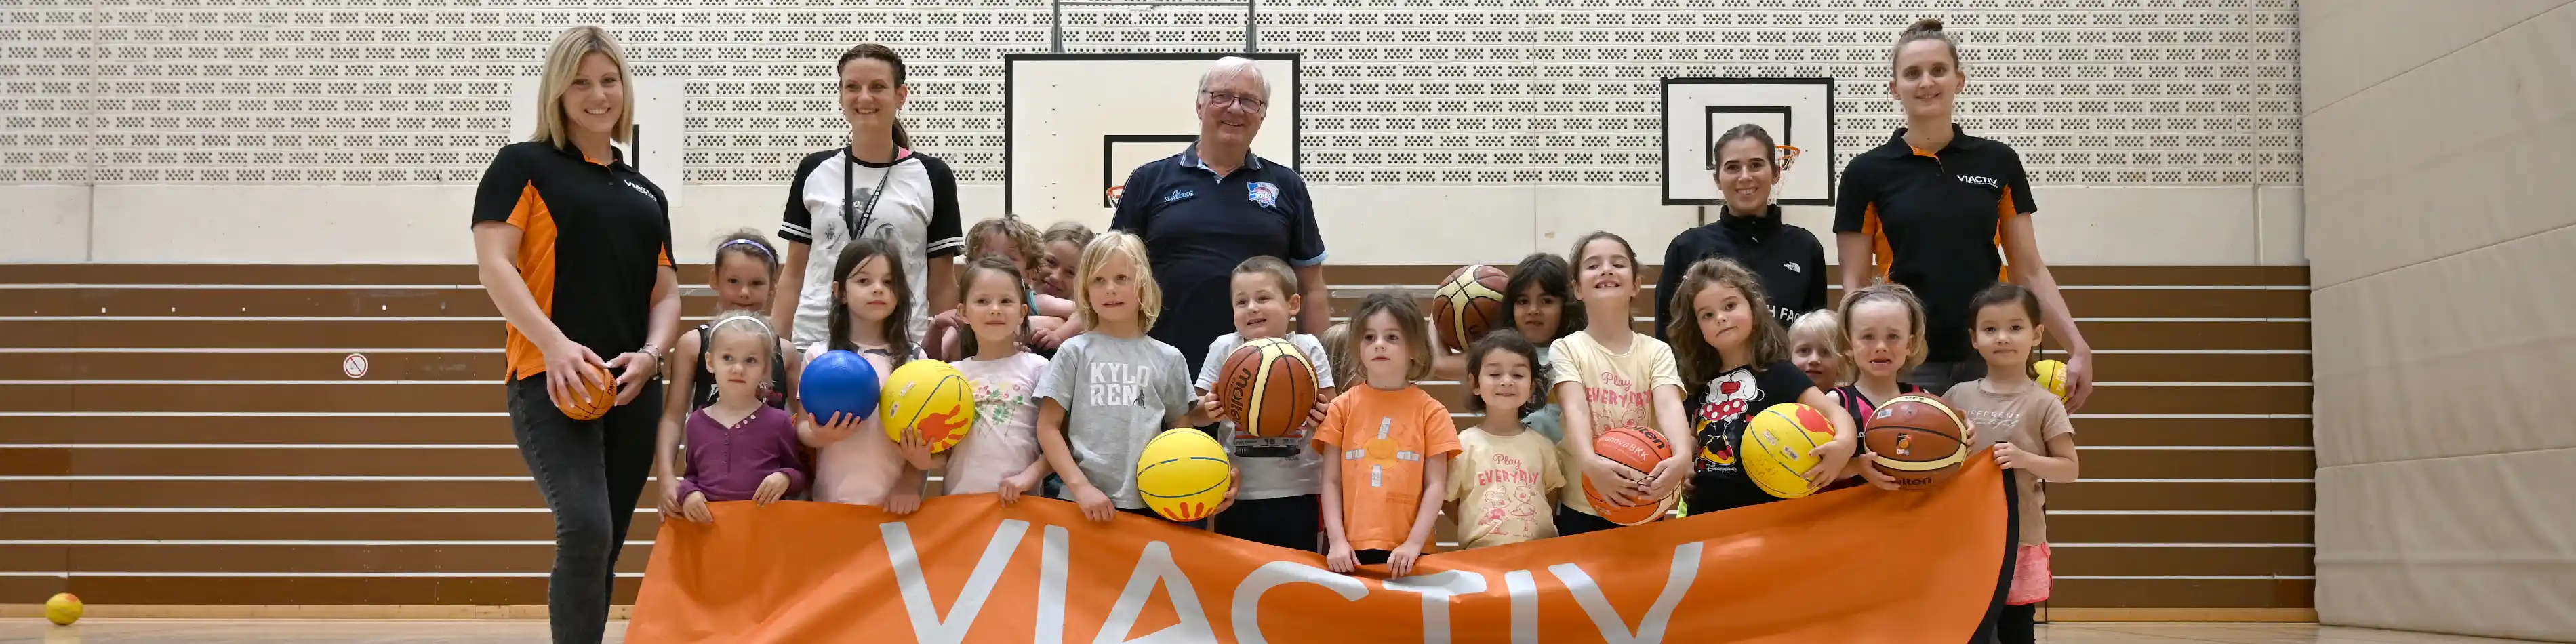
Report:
1661,77,1834,206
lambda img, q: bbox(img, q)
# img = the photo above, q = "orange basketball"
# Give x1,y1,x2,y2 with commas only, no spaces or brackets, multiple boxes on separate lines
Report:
1430,264,1509,350
554,363,616,421
1214,337,1319,438
1864,394,1969,490
1582,426,1674,525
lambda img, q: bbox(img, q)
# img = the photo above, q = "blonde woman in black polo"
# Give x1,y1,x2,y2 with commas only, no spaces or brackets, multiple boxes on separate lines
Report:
1833,18,2095,409
468,26,680,644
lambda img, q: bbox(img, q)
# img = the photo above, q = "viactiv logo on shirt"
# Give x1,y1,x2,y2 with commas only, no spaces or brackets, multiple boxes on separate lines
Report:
1163,189,1195,203
1956,175,2001,188
1247,182,1279,208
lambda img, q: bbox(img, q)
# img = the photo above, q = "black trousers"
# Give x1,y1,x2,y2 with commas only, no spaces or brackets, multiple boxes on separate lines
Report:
507,376,660,644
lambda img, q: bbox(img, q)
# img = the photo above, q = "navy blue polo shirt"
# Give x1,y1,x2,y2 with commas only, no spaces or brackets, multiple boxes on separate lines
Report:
1110,144,1327,374
1832,125,2036,363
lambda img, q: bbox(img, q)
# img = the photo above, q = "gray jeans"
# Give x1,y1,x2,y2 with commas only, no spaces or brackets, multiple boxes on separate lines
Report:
507,376,660,644
1910,359,1989,397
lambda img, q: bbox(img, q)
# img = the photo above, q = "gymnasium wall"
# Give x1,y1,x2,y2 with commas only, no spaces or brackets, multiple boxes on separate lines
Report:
2304,1,2576,641
3,0,2318,619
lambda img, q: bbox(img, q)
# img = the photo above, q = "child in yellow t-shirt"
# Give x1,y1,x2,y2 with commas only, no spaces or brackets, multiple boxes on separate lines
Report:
1446,329,1563,549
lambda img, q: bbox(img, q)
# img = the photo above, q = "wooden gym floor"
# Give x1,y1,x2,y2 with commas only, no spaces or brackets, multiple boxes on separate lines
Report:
0,622,2557,643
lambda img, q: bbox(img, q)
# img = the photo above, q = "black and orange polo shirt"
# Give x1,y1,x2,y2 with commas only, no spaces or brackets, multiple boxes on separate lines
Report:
471,141,674,380
1832,125,2036,363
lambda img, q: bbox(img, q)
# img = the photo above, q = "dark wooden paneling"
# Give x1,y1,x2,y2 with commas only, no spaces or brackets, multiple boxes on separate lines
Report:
0,382,500,414
49,576,643,605
0,350,501,381
2048,481,2312,512
0,447,71,475
2077,449,2316,479
2061,417,2313,447
2050,578,2314,609
0,511,652,542
2051,546,2314,576
0,265,482,285
9,288,729,319
0,319,497,349
0,480,613,509
64,447,532,477
2048,512,2312,544
2091,352,2310,384
0,544,651,574
3,416,515,445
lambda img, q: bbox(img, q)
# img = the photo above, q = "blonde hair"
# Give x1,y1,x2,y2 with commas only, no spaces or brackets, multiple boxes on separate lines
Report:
1787,309,1851,387
1838,282,1931,374
1074,231,1163,332
1321,321,1359,390
704,309,780,388
1042,220,1095,249
530,26,636,150
967,215,1043,271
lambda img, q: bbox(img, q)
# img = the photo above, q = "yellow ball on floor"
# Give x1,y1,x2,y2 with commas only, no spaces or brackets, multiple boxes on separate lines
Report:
45,592,82,626
880,359,977,453
2033,359,2069,401
1135,428,1232,521
1742,403,1838,499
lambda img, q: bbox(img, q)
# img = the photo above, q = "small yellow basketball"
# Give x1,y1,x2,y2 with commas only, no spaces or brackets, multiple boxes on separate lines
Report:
1135,428,1232,521
1741,403,1838,499
45,592,82,625
881,359,976,453
2033,359,2069,401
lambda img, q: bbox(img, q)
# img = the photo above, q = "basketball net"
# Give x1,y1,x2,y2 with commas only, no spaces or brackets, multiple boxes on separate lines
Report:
1106,185,1124,209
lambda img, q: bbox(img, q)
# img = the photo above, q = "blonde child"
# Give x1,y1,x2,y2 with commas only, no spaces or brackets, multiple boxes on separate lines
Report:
1832,284,1935,428
941,256,1052,502
1036,221,1093,302
1664,258,1863,513
656,232,807,512
656,311,809,523
1319,321,1359,397
1550,232,1694,536
1192,256,1337,551
1034,232,1225,525
1445,329,1561,549
1787,309,1849,393
796,239,942,513
1315,293,1460,575
1946,282,2080,643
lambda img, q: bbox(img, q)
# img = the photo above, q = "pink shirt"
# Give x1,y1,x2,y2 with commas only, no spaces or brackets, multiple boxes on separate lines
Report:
804,344,908,506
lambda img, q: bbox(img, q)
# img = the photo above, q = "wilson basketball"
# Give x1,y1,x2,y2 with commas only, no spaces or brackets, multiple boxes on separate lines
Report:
1742,403,1838,499
1135,428,1232,521
2034,359,2070,401
553,363,616,421
880,359,975,453
1583,426,1674,525
1865,394,1970,490
1215,337,1319,438
799,350,882,425
1430,264,1509,350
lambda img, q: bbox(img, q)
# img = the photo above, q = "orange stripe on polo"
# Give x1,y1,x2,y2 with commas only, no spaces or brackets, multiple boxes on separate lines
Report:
504,182,557,380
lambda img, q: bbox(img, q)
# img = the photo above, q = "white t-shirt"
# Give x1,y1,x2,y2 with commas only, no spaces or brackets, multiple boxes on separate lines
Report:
1192,332,1337,500
779,148,963,348
944,351,1049,495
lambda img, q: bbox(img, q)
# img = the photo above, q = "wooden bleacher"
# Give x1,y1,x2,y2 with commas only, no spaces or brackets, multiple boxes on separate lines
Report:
0,263,2313,618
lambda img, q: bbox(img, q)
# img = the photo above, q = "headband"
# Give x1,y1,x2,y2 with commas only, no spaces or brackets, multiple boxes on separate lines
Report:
719,238,775,260
708,313,776,338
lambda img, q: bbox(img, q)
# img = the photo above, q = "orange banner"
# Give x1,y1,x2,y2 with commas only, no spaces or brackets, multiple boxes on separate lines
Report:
628,458,2011,644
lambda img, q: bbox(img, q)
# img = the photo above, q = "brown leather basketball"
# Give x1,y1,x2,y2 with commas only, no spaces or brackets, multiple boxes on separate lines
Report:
1430,264,1508,350
1584,426,1674,525
1864,394,1969,490
1215,337,1319,438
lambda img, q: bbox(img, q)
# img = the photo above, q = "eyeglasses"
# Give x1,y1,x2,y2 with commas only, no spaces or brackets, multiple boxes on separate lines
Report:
1202,91,1267,112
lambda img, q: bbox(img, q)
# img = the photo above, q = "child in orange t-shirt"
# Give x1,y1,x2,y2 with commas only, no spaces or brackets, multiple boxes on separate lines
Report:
1315,292,1462,576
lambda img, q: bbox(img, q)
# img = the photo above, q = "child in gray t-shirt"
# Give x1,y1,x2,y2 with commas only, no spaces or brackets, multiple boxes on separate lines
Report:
1032,231,1222,523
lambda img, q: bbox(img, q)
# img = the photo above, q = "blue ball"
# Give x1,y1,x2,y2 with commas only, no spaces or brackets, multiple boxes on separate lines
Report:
799,350,881,424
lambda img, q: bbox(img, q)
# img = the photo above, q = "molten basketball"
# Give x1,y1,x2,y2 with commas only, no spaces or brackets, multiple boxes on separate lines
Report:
553,363,616,421
45,592,81,626
1430,264,1509,350
881,359,975,452
1215,337,1320,438
2034,359,2069,401
1865,394,1969,490
1742,403,1838,499
1135,428,1232,521
799,350,882,425
1583,426,1674,525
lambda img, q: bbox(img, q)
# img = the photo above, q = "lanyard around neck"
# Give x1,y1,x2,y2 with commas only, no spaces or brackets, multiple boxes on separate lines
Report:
841,148,898,240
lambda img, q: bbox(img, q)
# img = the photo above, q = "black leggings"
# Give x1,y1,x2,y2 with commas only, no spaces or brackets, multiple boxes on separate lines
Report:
1997,603,2037,644
508,376,660,644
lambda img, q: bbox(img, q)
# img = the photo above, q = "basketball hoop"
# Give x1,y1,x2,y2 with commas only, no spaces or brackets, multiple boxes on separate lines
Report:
1777,144,1803,172
1105,185,1125,209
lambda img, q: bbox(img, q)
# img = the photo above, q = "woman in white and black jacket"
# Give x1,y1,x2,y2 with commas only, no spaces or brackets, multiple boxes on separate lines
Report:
1653,123,1830,343
770,43,963,353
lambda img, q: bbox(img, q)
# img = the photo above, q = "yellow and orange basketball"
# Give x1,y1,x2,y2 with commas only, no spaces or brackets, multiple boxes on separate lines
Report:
1215,337,1320,438
1741,402,1838,499
1136,428,1232,521
880,359,975,453
554,363,616,421
1431,264,1509,350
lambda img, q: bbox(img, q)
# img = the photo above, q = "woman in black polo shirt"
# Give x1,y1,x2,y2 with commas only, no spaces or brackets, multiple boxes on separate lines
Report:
468,26,680,644
1832,18,2095,408
1654,123,1829,342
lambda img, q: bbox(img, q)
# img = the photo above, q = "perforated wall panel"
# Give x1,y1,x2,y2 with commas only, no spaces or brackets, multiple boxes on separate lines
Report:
1,0,2298,186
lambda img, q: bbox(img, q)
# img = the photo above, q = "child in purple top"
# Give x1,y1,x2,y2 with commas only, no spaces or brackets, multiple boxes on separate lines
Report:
661,311,810,522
